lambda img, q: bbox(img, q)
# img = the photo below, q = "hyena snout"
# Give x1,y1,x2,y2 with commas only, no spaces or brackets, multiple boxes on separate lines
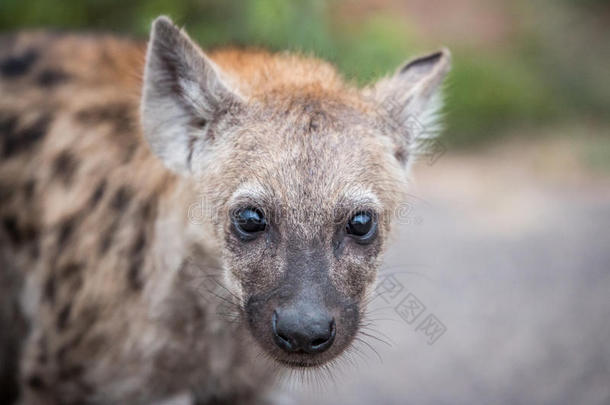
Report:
245,272,360,367
272,301,336,354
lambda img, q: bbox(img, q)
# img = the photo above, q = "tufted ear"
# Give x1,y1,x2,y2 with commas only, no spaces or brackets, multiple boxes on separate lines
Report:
370,49,451,164
141,16,241,174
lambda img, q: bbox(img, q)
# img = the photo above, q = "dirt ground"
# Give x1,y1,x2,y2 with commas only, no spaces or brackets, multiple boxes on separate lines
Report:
286,139,610,404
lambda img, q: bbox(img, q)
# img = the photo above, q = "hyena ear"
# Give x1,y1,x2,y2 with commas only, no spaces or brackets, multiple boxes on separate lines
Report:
369,49,451,165
141,16,241,174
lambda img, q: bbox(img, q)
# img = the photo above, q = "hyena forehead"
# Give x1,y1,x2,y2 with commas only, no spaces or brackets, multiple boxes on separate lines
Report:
199,108,400,228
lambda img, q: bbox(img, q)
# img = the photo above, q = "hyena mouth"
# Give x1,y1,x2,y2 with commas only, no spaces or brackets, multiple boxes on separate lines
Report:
275,358,329,368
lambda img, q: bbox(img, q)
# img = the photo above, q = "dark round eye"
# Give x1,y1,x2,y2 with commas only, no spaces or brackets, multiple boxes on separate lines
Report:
233,207,267,238
346,211,376,240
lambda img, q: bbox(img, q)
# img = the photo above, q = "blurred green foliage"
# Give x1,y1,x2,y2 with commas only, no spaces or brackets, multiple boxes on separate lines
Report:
447,51,561,145
1,0,608,147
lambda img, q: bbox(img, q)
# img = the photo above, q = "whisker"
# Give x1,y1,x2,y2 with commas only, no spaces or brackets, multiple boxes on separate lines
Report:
354,336,383,364
359,326,394,345
358,330,392,347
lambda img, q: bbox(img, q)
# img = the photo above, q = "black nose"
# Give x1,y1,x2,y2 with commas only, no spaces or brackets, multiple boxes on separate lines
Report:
272,307,336,354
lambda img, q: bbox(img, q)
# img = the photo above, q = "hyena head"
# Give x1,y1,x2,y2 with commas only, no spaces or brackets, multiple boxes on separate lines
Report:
141,17,450,368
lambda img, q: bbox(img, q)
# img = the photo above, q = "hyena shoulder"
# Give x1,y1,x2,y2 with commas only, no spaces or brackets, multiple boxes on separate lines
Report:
0,32,176,403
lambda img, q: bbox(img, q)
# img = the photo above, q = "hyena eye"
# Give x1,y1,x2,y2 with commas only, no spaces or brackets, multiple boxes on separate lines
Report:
233,207,267,239
346,211,377,242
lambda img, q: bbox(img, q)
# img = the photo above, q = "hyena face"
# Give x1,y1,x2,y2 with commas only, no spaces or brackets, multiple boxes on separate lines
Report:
141,17,449,367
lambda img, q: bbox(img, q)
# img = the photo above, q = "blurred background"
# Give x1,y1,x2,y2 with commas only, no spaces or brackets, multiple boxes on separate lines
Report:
2,0,608,404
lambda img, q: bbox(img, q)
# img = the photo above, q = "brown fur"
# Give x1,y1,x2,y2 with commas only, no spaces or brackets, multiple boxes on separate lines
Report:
0,17,449,405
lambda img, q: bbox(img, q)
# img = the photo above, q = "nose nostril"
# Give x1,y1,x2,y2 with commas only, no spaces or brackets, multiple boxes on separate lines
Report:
311,338,327,347
277,332,292,344
309,318,336,351
273,310,296,352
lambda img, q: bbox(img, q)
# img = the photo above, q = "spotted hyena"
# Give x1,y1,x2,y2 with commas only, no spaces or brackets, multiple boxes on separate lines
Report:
0,16,450,405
